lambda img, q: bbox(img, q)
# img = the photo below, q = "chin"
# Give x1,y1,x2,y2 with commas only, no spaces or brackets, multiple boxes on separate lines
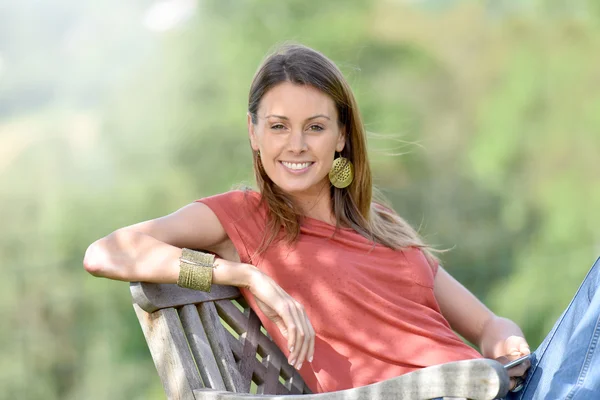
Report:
272,178,329,196
275,184,313,195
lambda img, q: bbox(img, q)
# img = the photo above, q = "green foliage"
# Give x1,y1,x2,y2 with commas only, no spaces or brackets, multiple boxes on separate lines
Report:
1,0,598,398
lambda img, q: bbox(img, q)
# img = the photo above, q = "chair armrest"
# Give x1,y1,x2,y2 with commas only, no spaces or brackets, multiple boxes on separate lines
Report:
192,358,510,400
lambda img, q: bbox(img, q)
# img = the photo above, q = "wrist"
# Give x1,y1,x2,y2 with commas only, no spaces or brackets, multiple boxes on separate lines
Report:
246,265,264,291
212,258,260,288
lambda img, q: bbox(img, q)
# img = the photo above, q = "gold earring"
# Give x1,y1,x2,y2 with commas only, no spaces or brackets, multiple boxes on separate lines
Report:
329,154,354,188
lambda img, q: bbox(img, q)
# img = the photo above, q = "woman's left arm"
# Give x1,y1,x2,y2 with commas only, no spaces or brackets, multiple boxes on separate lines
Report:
433,266,531,360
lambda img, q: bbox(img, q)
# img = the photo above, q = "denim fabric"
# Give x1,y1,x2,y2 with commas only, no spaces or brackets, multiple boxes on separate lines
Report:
506,257,600,400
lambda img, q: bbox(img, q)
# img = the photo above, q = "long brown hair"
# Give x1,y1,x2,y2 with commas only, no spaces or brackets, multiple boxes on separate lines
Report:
248,43,435,260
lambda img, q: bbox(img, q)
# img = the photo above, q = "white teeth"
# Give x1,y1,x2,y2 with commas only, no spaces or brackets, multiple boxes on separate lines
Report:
281,161,312,170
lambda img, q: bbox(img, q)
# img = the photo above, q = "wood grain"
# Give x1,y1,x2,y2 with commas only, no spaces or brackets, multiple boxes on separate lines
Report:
192,358,509,399
179,304,227,391
133,304,203,400
131,282,240,313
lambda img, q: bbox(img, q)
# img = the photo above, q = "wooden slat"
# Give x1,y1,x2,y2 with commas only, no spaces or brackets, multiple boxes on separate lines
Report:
225,332,244,360
198,301,247,393
131,282,240,313
223,331,286,394
133,304,202,400
215,299,249,334
252,329,306,394
261,353,283,395
215,299,309,395
179,304,227,391
282,365,306,395
237,309,262,387
193,359,509,400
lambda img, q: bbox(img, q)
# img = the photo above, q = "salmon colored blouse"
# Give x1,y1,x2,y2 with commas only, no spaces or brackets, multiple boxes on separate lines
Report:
197,190,481,393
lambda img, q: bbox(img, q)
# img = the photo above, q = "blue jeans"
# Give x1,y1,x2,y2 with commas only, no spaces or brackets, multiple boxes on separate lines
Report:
506,257,600,400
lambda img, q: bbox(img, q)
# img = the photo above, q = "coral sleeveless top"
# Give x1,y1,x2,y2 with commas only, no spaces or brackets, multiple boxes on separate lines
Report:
197,190,481,393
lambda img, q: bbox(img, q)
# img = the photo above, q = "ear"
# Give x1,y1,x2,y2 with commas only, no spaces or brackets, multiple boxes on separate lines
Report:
335,126,346,153
247,113,259,151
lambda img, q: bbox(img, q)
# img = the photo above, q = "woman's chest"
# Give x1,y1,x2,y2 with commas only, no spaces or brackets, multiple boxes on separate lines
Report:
256,234,436,307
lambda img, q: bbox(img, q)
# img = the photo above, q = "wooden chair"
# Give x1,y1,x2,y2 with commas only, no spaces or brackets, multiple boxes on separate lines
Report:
131,282,511,400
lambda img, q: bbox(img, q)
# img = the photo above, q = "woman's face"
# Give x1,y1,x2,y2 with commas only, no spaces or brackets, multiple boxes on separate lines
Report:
248,82,346,197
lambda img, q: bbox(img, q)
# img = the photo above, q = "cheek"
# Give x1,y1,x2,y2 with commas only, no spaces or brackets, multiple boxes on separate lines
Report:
258,132,287,153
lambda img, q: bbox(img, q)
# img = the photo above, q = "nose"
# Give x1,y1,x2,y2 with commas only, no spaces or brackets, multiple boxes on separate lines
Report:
288,128,307,154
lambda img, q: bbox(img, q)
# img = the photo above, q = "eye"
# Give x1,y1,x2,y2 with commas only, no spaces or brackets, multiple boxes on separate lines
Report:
308,124,324,132
270,123,285,130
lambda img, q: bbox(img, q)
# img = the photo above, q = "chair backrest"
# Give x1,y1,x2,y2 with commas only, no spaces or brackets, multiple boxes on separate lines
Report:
131,282,312,400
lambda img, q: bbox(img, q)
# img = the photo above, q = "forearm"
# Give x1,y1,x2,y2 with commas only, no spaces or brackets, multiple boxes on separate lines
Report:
479,316,527,359
84,230,259,288
84,230,180,282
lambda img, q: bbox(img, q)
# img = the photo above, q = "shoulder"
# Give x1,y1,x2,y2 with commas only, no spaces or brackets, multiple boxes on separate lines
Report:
199,188,261,204
196,189,269,233
194,189,267,263
197,189,263,213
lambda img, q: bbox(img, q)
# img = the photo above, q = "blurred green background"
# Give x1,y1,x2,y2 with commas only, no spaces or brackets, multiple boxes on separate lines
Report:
2,0,599,398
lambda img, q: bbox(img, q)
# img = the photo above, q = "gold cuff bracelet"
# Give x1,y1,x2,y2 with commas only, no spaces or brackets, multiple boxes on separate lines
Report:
177,248,216,292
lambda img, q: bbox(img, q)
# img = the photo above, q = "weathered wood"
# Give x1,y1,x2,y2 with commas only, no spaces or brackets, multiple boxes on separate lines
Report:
198,301,247,393
215,299,249,336
179,304,227,391
133,304,203,400
131,282,240,313
238,306,262,386
261,353,282,395
192,359,509,400
132,281,509,400
214,299,310,395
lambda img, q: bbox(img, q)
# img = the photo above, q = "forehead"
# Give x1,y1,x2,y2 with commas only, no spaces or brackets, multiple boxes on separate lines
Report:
258,82,337,119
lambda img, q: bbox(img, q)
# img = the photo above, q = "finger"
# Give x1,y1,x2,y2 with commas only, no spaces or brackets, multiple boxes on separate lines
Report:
519,342,531,355
273,318,288,339
293,303,312,369
288,302,308,368
506,335,528,356
495,355,509,365
278,304,297,361
307,319,315,363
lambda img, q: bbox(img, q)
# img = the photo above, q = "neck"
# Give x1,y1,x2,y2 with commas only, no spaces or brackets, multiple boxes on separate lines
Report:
290,181,336,225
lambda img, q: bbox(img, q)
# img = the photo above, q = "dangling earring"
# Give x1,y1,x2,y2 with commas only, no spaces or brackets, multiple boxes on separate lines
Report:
329,153,354,188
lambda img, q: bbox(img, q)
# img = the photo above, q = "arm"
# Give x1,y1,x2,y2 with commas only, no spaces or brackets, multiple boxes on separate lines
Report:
83,201,248,284
83,201,314,368
433,267,530,383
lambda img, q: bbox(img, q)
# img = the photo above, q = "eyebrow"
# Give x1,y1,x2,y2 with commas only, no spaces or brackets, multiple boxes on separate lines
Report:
264,114,331,121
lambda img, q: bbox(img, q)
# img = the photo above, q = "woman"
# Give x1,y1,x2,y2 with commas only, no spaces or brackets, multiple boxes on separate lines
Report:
84,44,599,399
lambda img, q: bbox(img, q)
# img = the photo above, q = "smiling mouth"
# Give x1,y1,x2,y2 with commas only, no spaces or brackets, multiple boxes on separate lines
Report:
280,161,314,170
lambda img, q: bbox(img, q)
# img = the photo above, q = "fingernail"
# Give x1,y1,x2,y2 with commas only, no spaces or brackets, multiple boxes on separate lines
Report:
289,346,294,353
308,356,313,362
297,363,302,370
289,359,295,366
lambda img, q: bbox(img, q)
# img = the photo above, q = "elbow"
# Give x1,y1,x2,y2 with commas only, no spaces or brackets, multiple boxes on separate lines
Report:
83,230,139,280
83,240,107,277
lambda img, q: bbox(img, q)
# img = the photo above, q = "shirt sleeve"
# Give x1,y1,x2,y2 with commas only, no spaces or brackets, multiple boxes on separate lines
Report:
428,254,440,277
196,190,266,265
418,248,439,277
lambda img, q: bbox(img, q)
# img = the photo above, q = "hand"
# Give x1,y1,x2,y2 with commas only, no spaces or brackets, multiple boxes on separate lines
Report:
494,336,531,391
247,270,315,370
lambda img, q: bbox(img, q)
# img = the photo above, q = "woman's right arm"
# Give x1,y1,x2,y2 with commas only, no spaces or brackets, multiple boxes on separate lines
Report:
83,201,244,283
83,201,315,368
